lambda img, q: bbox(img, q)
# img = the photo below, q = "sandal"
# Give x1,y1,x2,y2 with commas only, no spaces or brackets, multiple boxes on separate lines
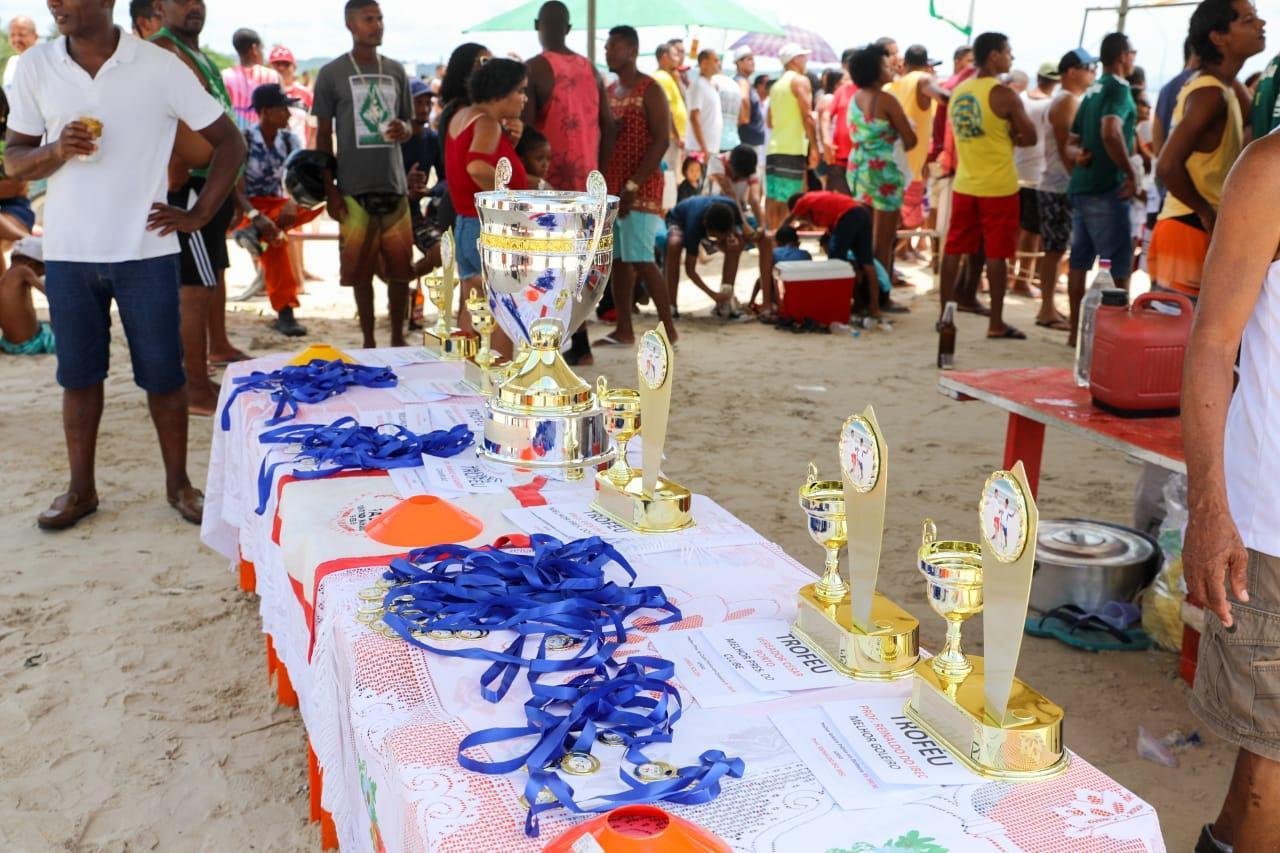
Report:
987,325,1027,340
1025,604,1150,652
1035,317,1072,331
168,486,204,526
37,491,100,531
592,334,632,347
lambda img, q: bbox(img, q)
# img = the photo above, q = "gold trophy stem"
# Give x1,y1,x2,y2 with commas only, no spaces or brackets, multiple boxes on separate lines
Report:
813,547,849,603
605,433,632,485
932,617,972,683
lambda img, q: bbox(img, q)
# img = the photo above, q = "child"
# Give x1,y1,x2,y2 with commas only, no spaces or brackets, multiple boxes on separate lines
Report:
516,127,553,191
772,226,811,263
0,236,54,356
676,156,703,203
664,195,743,318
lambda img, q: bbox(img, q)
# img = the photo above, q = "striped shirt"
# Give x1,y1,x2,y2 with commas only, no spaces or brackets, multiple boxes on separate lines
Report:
221,64,281,130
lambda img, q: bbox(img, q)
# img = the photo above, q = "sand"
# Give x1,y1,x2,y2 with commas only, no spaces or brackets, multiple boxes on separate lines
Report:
0,240,1229,850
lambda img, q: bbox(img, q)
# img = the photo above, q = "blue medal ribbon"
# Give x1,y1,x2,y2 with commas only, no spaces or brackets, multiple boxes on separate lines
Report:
376,536,745,836
253,416,473,514
220,358,398,431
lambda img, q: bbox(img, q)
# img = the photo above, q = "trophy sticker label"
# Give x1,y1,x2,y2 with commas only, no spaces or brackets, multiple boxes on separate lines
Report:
980,471,1029,562
839,415,880,494
637,331,669,390
440,229,454,268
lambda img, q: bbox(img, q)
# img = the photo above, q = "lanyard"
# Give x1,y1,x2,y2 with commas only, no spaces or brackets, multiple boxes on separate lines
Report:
220,359,398,431
348,51,384,82
253,416,474,514
376,536,743,837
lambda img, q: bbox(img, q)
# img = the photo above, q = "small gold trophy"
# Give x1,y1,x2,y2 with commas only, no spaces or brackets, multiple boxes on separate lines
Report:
462,289,503,394
423,229,477,361
590,328,694,533
791,408,919,680
903,462,1068,780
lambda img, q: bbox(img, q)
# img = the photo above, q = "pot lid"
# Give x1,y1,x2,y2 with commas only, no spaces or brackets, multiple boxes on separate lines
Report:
1036,519,1156,568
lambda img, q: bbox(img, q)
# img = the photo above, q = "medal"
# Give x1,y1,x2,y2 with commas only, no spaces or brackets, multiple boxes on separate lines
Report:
456,628,488,640
633,761,676,781
558,751,601,776
517,787,557,810
545,634,579,651
427,629,455,640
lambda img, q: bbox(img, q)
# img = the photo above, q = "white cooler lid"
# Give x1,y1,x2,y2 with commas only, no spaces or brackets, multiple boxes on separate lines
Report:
775,259,855,281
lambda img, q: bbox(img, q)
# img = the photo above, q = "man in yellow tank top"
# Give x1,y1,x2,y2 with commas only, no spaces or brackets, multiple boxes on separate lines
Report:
939,32,1038,341
1150,0,1265,300
764,43,816,229
890,46,948,248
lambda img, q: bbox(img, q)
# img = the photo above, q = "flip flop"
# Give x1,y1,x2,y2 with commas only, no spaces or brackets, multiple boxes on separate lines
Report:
168,486,204,525
37,491,99,531
1035,317,1072,331
592,334,632,347
209,350,252,367
1025,605,1151,652
957,301,991,317
987,325,1027,340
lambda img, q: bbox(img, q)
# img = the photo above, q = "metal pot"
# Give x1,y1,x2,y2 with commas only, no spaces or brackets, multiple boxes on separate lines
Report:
1030,519,1160,613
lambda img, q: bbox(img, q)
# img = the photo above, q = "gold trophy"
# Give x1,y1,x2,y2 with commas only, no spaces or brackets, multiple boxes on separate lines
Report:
462,289,503,394
791,408,919,680
903,462,1068,780
590,328,694,533
422,229,477,361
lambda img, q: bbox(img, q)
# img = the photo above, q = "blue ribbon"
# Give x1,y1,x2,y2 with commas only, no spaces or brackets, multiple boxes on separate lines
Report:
377,535,744,837
220,359,398,431
253,416,473,514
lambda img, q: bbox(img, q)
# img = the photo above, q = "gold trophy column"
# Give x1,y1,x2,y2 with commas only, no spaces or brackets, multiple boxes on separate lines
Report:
423,229,477,360
904,462,1068,780
791,407,919,680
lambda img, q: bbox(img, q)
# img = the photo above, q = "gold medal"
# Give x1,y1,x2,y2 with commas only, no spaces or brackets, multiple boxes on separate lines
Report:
517,787,557,810
558,751,601,776
633,761,676,782
545,634,579,651
595,730,626,747
427,629,455,640
456,629,488,640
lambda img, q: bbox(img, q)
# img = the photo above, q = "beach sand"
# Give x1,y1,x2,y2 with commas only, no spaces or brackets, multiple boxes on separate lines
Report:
0,241,1228,849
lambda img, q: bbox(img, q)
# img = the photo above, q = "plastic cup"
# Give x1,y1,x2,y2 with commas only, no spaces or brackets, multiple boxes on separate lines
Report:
77,116,103,163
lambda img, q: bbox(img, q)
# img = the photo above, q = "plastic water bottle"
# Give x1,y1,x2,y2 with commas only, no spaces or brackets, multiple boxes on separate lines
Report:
1073,260,1115,387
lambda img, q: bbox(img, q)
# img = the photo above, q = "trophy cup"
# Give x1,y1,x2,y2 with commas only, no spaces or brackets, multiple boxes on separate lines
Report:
903,462,1068,780
590,329,693,532
462,288,503,394
423,229,478,361
474,159,619,479
790,408,919,680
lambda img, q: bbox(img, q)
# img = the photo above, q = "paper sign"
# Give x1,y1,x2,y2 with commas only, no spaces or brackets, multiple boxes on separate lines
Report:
409,379,483,399
770,707,935,809
429,403,488,434
353,405,434,434
503,497,763,554
821,698,981,786
697,620,850,692
359,347,438,367
649,631,785,709
387,466,433,499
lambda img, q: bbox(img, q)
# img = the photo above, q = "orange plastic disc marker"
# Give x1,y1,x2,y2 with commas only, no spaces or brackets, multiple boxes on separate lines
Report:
364,495,484,548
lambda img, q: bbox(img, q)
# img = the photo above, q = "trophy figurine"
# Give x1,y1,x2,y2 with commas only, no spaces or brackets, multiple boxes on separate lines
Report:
903,463,1068,780
462,288,503,394
474,159,618,478
791,409,918,680
423,229,477,361
590,328,694,533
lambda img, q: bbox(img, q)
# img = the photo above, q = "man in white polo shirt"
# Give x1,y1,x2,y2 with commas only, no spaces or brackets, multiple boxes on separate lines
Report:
4,0,243,531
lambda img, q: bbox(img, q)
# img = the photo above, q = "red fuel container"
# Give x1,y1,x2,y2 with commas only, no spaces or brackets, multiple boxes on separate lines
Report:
1090,290,1194,416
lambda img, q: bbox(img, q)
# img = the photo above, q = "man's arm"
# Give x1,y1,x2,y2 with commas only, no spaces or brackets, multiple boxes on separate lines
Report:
791,74,817,154
918,75,950,108
4,126,95,181
1151,113,1168,155
148,114,245,235
688,83,709,153
1182,136,1280,628
522,55,551,130
596,69,613,169
1156,87,1226,231
314,116,346,223
992,84,1037,147
1050,96,1083,174
737,78,751,126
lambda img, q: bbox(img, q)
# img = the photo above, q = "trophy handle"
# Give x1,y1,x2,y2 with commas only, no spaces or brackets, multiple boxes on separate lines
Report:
922,518,937,546
806,461,819,485
597,375,608,397
577,170,608,299
494,157,513,193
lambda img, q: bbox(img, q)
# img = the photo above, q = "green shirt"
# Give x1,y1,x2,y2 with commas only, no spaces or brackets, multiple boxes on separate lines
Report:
1068,73,1136,196
1251,52,1280,140
150,27,235,179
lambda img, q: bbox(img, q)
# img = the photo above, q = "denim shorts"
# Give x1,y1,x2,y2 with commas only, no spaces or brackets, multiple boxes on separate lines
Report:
454,215,482,279
1069,190,1133,278
43,254,185,394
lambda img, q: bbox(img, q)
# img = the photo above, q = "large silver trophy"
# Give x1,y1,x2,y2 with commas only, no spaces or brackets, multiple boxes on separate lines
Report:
474,158,620,479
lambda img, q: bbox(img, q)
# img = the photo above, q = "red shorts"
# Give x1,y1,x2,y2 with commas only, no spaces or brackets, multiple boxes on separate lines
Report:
944,191,1019,259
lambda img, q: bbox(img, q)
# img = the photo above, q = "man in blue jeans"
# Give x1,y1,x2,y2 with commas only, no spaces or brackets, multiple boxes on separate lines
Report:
5,1,243,530
1065,31,1139,346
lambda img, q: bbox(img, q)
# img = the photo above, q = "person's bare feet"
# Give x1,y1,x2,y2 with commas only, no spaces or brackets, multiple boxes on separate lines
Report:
168,485,204,525
188,381,219,417
1010,283,1041,298
208,348,251,365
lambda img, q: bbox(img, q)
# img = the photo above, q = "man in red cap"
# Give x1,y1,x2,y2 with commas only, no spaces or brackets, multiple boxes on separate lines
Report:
269,45,315,147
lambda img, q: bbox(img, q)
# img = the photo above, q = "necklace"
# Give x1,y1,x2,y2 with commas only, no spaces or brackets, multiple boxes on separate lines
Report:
348,51,383,81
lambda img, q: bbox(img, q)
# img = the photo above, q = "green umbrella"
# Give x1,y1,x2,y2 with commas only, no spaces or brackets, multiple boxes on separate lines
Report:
467,0,783,36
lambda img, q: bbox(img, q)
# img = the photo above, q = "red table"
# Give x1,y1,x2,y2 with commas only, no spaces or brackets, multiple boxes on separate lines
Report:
939,366,1200,685
937,366,1184,498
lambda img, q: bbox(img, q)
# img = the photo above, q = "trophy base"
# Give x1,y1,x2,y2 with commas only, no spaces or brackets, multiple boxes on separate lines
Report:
481,401,614,479
591,471,694,533
791,588,919,680
463,356,503,395
424,328,477,361
903,656,1068,781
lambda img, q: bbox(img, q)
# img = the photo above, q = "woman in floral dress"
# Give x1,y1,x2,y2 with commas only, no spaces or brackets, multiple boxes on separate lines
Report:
846,43,917,284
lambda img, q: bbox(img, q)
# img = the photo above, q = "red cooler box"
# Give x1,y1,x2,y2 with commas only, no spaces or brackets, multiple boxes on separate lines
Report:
776,260,853,325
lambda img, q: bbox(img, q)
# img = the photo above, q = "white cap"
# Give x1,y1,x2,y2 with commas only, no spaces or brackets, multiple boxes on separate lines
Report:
12,235,42,263
777,43,811,68
733,45,754,62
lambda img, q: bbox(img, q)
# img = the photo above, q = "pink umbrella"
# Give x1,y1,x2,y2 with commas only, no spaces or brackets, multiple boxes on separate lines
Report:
730,24,839,64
